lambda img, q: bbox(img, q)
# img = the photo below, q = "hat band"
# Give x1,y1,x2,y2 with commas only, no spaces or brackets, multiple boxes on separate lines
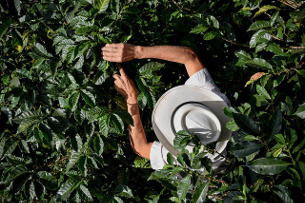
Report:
171,102,221,145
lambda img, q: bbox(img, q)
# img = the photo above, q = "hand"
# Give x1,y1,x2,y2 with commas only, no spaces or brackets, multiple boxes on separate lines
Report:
113,64,138,104
102,43,139,62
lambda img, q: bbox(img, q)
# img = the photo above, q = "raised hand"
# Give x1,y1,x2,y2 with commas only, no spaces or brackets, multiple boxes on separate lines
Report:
113,64,138,104
102,43,139,62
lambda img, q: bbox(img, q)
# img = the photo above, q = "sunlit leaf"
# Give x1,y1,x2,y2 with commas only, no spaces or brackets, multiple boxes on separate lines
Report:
232,113,259,136
192,181,209,203
177,174,191,201
94,0,110,13
248,21,271,31
252,5,279,19
294,103,305,119
57,177,82,201
231,142,261,158
248,158,290,175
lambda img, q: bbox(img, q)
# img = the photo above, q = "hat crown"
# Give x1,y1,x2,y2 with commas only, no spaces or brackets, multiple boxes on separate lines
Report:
172,103,221,144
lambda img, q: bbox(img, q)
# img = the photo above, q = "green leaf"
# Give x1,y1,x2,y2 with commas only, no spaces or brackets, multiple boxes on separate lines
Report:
0,138,7,158
167,153,174,165
190,24,208,34
114,184,134,198
80,184,93,202
252,5,279,19
203,32,215,40
81,89,96,107
6,165,28,182
137,92,147,110
110,113,124,134
32,43,53,58
248,21,271,31
94,0,110,13
253,94,268,107
88,106,107,123
232,113,259,136
37,171,57,182
249,30,271,48
79,155,88,177
248,158,290,175
14,0,21,15
273,74,286,87
4,141,19,156
99,114,110,137
139,62,165,76
66,151,81,172
298,161,305,181
231,142,261,158
113,109,133,126
271,11,279,26
234,50,251,61
296,69,305,78
39,125,52,146
272,148,282,157
273,185,294,203
246,58,273,70
29,181,36,200
192,181,209,203
292,136,305,154
48,115,69,134
294,103,305,119
269,110,282,139
208,15,219,29
267,44,287,56
13,111,41,124
94,72,108,85
226,119,240,131
275,134,285,145
256,84,271,100
94,136,104,156
136,78,153,108
0,19,12,39
244,135,258,141
57,177,82,201
177,174,191,201
69,92,80,111
174,133,191,149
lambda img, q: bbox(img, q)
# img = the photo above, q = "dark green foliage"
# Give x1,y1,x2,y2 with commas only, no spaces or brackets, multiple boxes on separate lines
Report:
1,0,305,202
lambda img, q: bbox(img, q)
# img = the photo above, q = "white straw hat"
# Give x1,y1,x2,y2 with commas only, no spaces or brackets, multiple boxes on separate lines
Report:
152,85,232,160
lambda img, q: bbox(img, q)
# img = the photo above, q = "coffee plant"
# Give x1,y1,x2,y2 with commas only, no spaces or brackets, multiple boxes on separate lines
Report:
1,0,305,202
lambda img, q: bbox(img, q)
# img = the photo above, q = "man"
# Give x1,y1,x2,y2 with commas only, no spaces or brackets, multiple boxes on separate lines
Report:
101,43,231,170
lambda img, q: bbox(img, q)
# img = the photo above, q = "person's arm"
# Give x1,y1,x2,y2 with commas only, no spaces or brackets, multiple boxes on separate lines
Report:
102,43,204,77
113,64,152,159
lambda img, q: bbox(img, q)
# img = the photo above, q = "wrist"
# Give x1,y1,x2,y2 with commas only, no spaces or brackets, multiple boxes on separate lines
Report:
126,97,138,105
134,46,144,59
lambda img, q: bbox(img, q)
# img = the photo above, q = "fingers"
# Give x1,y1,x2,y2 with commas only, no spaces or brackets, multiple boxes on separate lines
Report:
101,43,124,53
117,64,126,77
101,43,134,62
103,55,123,62
102,44,124,62
113,73,121,81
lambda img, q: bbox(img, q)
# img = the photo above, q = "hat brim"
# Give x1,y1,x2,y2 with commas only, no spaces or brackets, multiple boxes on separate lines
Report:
152,85,232,158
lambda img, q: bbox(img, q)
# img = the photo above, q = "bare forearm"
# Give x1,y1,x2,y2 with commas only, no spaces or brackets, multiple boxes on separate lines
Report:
127,101,152,159
135,45,205,77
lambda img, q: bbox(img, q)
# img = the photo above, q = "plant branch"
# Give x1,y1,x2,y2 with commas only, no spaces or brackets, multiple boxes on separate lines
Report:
171,0,191,12
208,195,223,200
277,0,303,9
271,35,284,41
222,38,250,48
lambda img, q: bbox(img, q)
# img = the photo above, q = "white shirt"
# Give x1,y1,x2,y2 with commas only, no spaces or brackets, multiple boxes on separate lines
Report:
150,68,230,170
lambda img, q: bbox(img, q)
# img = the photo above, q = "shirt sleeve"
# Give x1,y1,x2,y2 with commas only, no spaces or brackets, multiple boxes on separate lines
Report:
150,141,170,170
185,68,231,106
